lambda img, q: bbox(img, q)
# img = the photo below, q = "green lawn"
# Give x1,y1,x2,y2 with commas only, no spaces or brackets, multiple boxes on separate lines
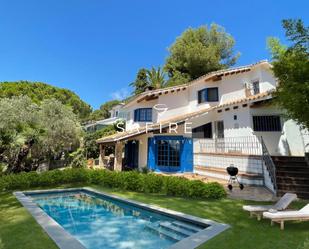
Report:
0,185,308,249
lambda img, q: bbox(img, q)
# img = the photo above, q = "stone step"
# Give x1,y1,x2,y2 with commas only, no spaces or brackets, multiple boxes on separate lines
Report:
276,171,309,177
159,221,194,237
276,176,308,185
171,221,204,233
277,183,309,192
275,160,308,167
272,156,306,162
145,222,185,241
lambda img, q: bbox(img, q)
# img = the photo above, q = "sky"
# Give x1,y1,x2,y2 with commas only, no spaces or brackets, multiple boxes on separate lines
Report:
0,0,308,109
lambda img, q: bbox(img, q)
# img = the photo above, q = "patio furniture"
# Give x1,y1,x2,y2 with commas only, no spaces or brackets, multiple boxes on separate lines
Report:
243,193,297,220
263,204,309,230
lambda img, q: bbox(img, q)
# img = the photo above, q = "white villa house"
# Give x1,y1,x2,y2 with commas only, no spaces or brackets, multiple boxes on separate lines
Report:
97,61,309,197
84,103,124,132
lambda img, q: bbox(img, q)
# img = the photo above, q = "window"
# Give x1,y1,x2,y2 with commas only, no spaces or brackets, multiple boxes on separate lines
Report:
192,123,212,138
253,116,281,132
215,120,224,138
134,108,152,122
118,111,127,119
252,80,260,95
198,87,219,103
157,139,180,167
115,111,118,117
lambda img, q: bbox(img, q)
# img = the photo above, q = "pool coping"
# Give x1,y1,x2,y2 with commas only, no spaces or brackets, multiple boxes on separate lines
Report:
14,187,230,249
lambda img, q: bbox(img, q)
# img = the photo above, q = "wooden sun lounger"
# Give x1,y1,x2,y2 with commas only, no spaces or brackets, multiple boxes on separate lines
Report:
263,204,309,230
242,193,297,220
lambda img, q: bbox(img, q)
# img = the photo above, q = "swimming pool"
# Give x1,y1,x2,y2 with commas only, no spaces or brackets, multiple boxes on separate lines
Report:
14,188,229,249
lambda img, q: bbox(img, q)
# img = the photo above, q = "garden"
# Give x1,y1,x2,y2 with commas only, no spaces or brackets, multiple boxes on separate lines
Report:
0,168,308,249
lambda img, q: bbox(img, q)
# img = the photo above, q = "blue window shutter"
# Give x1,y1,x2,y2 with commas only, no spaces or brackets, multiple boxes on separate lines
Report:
181,137,193,172
205,88,208,102
134,109,138,121
147,137,156,170
198,90,202,103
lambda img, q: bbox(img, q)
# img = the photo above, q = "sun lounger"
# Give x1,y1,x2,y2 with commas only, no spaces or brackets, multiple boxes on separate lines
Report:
243,193,297,220
263,204,309,230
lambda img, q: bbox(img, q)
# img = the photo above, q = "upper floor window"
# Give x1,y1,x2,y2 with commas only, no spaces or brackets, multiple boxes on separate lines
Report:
198,87,219,104
134,108,152,122
252,80,260,95
253,115,281,132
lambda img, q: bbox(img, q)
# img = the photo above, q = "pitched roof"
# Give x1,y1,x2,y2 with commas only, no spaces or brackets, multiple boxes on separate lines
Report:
123,60,271,107
97,90,274,143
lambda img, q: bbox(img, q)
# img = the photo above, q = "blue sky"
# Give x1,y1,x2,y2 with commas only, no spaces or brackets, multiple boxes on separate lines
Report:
0,0,308,109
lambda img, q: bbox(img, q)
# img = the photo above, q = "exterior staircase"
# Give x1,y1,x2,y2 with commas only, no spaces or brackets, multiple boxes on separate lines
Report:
272,156,309,199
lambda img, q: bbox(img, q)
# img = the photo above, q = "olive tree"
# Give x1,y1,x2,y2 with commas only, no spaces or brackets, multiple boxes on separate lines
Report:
0,96,82,173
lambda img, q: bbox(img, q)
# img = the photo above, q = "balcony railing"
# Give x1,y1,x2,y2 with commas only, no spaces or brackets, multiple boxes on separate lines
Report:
194,136,263,155
194,135,277,193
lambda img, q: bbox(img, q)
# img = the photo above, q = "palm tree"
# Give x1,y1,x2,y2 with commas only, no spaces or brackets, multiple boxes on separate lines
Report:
147,67,166,89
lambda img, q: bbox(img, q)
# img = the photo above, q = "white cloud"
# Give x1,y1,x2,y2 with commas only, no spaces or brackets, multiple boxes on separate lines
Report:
110,87,130,100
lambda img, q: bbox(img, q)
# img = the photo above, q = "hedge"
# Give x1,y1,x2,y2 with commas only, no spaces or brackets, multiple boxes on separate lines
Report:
0,169,226,199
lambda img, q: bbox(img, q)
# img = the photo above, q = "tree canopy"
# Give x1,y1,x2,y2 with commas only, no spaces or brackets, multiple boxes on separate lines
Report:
164,24,239,86
0,81,92,119
147,67,166,89
99,100,121,118
0,96,82,173
83,125,116,159
268,19,309,129
130,67,166,95
130,68,149,95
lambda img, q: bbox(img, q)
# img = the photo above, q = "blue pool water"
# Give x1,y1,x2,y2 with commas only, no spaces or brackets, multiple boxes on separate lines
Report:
28,190,206,249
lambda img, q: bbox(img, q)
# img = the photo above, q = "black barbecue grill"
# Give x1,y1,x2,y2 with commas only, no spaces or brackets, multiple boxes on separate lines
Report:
226,164,244,191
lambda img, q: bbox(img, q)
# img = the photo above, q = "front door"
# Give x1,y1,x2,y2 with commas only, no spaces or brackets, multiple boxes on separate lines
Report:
124,140,139,170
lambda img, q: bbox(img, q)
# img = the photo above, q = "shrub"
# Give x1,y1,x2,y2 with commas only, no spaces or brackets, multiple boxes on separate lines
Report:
0,169,226,199
69,149,87,168
0,163,6,177
140,167,150,174
142,173,164,193
163,176,189,196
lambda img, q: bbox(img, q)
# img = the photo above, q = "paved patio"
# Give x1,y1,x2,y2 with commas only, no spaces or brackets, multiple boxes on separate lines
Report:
157,172,276,202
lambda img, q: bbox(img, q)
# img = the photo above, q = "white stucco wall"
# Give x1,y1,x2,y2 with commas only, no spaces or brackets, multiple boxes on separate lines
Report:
194,154,265,186
156,90,190,122
282,120,307,156
222,105,253,137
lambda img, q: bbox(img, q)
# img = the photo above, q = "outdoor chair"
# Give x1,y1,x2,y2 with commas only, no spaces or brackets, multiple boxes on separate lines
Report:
263,204,309,230
242,193,297,220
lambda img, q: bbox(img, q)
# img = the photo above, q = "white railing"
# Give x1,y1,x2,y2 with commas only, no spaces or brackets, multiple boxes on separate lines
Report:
194,136,263,155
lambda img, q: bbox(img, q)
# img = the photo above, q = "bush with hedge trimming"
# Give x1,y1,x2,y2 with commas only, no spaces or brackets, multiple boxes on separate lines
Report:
0,168,226,199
